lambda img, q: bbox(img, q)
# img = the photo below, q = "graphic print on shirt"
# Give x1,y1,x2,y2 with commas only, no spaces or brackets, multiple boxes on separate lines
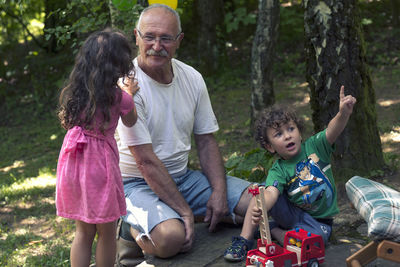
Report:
287,153,334,210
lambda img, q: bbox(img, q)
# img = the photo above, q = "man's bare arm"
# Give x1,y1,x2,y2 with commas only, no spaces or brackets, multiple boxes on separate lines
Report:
128,144,194,251
194,133,229,232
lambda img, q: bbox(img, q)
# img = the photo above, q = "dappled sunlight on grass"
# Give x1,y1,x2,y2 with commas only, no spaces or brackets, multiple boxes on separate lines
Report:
0,160,25,173
377,98,400,107
0,168,56,203
298,82,308,88
381,126,400,153
296,94,310,107
0,196,72,267
301,114,312,123
291,83,310,108
275,80,311,109
2,173,55,194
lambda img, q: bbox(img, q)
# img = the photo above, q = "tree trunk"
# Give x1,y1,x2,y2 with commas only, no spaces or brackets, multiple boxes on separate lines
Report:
304,0,387,177
195,0,225,76
109,0,124,30
250,0,280,124
44,0,59,52
392,0,400,26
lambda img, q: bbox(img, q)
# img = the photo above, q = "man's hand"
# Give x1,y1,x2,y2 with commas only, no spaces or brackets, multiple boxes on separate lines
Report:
180,213,195,252
204,191,229,232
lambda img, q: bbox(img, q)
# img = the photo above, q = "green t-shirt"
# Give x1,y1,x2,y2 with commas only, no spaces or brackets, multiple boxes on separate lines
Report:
265,129,339,218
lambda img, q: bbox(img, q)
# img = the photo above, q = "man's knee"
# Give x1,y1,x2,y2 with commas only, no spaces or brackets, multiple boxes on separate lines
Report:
135,219,186,258
233,186,252,217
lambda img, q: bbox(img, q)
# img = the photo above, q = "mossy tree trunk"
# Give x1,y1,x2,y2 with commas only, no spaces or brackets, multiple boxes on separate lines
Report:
250,0,280,125
195,0,225,76
304,0,386,178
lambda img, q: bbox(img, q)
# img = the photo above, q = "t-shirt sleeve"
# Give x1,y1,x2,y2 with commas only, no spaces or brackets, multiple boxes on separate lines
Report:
265,161,285,194
308,129,335,163
193,75,219,135
117,93,152,146
120,90,135,116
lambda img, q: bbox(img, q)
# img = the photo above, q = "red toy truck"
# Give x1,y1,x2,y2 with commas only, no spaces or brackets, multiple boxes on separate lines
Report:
245,185,325,267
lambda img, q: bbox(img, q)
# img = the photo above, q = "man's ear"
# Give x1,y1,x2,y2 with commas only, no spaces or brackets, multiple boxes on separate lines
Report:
176,32,184,48
134,29,139,46
264,143,275,154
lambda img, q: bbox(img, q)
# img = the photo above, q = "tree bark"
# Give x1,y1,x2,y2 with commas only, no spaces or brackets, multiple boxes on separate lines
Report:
195,0,225,76
304,0,387,177
250,0,280,124
109,0,124,30
392,0,400,26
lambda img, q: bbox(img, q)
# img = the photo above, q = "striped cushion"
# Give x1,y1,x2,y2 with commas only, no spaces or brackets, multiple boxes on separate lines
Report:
345,176,400,242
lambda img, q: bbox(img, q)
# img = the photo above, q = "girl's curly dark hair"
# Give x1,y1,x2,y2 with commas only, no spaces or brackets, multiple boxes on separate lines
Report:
254,104,304,148
58,28,134,134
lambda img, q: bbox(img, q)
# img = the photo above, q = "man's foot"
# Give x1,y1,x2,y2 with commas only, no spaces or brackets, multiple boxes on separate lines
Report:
223,236,253,262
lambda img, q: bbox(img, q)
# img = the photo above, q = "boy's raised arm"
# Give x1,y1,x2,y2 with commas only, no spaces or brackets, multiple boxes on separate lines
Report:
326,85,357,145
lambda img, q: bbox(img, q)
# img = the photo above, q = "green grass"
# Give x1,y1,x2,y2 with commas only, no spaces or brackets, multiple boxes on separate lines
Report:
0,103,73,266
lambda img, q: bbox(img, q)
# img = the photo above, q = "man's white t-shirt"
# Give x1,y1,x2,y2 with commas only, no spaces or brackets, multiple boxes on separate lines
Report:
116,58,219,178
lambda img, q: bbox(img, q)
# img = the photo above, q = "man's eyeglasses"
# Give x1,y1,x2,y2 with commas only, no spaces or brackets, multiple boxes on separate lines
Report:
136,29,181,45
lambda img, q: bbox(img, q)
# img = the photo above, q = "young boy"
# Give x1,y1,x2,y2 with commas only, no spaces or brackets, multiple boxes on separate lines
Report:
224,86,356,262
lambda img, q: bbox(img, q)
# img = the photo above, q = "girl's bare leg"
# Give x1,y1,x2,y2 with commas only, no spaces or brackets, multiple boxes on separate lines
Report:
95,221,117,267
71,220,96,267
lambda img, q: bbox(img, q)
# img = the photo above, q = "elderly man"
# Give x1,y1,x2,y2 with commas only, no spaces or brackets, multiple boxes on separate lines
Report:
116,4,252,260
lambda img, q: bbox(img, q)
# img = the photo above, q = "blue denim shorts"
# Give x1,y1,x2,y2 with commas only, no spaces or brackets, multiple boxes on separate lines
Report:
122,169,250,236
269,193,332,244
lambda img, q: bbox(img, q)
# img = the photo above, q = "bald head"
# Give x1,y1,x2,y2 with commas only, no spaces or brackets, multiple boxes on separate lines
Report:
136,4,182,33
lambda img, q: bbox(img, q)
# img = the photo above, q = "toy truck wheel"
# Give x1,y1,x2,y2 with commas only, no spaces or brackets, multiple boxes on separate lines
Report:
307,259,319,267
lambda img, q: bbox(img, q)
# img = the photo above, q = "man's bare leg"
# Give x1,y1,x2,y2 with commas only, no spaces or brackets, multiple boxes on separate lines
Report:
233,186,252,224
195,186,252,225
130,218,185,258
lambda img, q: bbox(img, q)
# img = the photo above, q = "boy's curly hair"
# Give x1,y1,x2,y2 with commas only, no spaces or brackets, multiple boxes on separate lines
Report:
254,104,304,148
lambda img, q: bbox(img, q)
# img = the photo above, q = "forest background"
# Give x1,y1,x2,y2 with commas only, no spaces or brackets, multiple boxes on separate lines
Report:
0,0,399,266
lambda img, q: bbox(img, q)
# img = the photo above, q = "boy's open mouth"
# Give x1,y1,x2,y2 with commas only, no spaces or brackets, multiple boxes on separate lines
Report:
286,142,295,149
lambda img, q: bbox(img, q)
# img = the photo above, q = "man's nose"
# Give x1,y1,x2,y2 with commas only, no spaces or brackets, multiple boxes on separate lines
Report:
151,40,163,50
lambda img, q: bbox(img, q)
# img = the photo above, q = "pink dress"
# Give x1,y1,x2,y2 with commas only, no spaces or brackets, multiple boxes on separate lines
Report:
56,90,134,224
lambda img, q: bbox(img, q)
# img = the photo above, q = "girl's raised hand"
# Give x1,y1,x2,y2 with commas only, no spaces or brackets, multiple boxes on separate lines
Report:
118,77,139,96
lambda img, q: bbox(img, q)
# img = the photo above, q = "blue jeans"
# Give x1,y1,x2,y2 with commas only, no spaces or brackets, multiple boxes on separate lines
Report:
122,169,250,236
269,194,332,244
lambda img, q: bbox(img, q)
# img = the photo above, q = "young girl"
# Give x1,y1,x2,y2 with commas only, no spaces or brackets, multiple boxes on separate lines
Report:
56,28,139,267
